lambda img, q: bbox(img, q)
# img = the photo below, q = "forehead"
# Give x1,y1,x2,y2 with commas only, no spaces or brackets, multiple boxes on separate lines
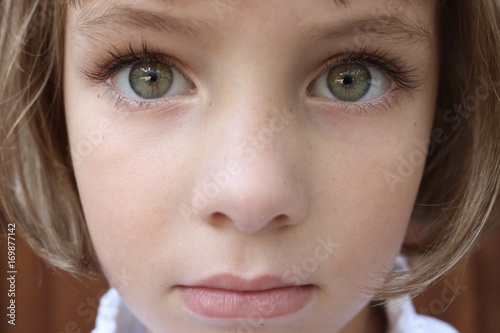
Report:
67,0,436,50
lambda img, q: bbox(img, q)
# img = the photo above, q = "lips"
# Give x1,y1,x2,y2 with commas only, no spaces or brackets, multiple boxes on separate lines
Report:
177,274,314,319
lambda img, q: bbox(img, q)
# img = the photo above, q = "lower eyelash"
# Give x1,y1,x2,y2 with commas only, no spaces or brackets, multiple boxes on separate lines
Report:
335,95,399,116
87,42,418,114
101,85,163,112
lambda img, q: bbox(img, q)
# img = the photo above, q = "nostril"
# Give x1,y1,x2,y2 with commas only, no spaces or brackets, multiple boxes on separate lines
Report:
211,212,227,221
203,212,232,229
208,211,291,232
273,214,288,224
191,166,308,233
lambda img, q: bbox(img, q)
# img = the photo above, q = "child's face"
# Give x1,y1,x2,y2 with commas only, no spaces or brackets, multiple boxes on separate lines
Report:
64,0,438,332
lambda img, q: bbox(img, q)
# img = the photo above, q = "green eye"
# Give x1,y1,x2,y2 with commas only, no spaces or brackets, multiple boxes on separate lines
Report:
129,62,174,99
326,64,372,102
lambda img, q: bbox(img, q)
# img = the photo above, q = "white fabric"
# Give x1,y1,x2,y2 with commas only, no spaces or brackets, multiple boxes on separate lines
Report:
384,294,458,333
383,256,458,333
92,258,458,333
91,288,146,333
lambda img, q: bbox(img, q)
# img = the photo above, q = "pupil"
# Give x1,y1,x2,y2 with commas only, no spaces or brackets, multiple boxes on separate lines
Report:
148,71,158,83
343,75,354,86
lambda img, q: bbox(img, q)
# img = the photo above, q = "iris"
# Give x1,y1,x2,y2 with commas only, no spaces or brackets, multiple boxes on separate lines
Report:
326,64,372,102
129,63,173,99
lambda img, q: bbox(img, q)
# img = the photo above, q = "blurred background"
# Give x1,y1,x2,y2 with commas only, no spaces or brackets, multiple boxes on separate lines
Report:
1,224,499,333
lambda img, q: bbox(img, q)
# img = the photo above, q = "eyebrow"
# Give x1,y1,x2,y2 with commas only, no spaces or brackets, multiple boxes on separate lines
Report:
304,15,432,47
72,2,432,49
73,3,216,43
330,0,350,7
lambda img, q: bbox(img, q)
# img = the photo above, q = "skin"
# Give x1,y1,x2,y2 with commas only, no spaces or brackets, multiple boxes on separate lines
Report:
64,0,439,332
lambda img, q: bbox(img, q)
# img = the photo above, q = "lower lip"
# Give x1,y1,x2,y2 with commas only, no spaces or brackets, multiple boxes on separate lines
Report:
179,286,313,319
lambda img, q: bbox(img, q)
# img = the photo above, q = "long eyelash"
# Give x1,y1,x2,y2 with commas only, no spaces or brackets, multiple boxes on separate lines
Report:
322,47,423,92
84,43,419,114
81,40,180,84
81,41,188,112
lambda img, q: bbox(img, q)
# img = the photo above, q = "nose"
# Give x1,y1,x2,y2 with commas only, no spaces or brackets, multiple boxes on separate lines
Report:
191,107,309,234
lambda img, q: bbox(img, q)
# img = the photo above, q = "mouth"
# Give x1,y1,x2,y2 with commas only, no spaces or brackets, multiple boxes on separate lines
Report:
177,274,314,319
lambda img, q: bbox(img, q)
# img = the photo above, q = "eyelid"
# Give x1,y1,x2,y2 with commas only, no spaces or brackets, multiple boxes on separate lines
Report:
306,49,421,116
309,48,421,93
81,42,195,87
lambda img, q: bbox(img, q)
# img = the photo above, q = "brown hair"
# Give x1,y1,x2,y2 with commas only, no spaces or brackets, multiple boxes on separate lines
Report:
1,0,499,299
0,0,97,273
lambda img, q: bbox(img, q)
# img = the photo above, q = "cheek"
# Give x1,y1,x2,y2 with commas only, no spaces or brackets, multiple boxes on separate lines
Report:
315,169,417,283
323,158,419,283
68,117,193,258
68,102,431,284
305,108,434,288
64,105,434,333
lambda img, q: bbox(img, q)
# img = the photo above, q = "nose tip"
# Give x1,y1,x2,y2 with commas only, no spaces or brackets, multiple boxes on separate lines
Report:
188,98,307,234
193,176,309,234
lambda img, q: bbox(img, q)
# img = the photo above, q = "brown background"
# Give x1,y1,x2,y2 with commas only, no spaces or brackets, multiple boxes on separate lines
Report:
1,227,499,333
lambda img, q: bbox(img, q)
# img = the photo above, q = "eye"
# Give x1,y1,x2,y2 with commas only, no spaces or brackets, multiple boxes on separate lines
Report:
310,63,391,103
111,62,193,100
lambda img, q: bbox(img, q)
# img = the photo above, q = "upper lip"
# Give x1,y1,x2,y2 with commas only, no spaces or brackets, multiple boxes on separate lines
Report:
181,274,306,292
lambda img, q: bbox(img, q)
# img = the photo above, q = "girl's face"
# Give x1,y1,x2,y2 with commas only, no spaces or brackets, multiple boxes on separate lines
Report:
64,0,439,332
